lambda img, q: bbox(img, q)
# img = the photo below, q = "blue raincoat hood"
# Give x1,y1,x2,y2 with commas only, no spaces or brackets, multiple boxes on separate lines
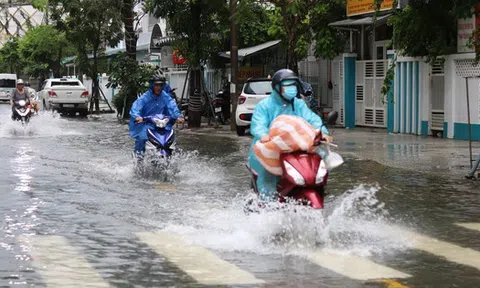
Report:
128,85,182,139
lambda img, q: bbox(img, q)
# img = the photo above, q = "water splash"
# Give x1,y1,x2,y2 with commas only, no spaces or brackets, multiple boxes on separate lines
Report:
88,148,224,186
161,185,410,257
0,111,81,138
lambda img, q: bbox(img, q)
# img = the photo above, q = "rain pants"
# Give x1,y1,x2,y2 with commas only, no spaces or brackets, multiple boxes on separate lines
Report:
248,89,329,201
129,85,182,155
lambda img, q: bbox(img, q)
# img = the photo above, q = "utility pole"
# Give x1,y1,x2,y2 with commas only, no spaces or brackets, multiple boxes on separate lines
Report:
230,0,239,131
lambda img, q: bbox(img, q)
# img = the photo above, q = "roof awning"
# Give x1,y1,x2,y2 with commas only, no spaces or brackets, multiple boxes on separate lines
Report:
329,14,392,28
219,40,281,61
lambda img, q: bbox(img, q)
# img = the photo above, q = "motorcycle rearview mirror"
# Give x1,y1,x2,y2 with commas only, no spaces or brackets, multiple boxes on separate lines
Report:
326,111,338,126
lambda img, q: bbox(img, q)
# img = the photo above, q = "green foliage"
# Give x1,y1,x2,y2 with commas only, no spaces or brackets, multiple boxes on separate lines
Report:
46,0,124,111
378,0,480,97
384,0,479,64
310,0,347,60
255,0,346,72
388,4,456,64
17,25,72,78
148,0,229,67
107,53,155,114
267,7,287,42
236,1,274,47
47,0,124,77
466,27,480,63
0,38,24,75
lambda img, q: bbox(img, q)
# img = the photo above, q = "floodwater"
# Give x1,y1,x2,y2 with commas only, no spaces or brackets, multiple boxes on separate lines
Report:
0,104,479,287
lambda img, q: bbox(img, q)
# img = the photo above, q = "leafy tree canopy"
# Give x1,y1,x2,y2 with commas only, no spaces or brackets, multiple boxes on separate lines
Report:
18,25,72,78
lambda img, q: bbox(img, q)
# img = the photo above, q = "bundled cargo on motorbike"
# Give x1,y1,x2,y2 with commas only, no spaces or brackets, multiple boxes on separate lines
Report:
252,115,320,175
248,114,343,209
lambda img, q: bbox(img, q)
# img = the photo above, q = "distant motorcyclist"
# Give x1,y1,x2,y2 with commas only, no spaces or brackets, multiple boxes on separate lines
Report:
129,75,185,159
25,81,39,113
10,79,31,120
248,69,333,201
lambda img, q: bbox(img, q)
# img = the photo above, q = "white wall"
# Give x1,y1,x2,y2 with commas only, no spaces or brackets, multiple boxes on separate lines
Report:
444,53,480,138
82,74,118,104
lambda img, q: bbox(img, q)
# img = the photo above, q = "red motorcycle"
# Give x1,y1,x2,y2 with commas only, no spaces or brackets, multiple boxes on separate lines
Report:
247,111,340,209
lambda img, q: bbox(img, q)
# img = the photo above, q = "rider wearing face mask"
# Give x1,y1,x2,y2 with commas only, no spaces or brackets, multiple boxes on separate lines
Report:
248,69,333,201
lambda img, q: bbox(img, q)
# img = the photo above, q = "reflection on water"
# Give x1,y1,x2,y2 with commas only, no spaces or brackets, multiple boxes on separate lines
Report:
0,106,479,287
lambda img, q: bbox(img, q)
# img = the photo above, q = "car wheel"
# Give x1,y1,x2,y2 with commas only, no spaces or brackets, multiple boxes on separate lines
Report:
79,109,88,117
236,126,246,136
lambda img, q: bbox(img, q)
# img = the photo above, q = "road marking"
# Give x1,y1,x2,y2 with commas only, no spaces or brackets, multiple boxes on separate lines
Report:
401,229,480,271
153,184,177,191
302,249,411,280
377,279,410,288
21,235,110,287
455,222,480,232
136,232,264,285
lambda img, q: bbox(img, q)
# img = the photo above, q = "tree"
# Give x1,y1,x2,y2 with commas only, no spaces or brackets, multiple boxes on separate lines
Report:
235,0,274,47
107,53,155,117
261,0,321,74
46,0,124,113
376,0,480,64
18,25,72,79
240,0,344,73
148,0,229,127
375,0,480,97
0,37,24,75
120,0,151,118
309,0,347,60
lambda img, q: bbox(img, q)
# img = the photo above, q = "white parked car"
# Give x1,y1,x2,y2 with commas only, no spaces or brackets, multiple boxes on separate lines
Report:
0,73,17,102
235,78,272,136
38,78,90,116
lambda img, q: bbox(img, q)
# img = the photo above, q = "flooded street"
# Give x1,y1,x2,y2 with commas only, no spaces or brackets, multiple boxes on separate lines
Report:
0,103,480,287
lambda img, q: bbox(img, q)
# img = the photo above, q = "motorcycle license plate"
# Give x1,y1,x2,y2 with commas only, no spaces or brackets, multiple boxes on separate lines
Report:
63,104,74,107
215,107,222,113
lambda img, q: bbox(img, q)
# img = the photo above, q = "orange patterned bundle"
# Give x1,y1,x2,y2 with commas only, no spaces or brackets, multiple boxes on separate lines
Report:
253,115,319,175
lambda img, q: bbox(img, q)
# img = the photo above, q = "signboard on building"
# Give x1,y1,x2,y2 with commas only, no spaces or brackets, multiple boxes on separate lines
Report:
238,67,263,80
457,6,480,53
347,0,394,17
172,50,187,65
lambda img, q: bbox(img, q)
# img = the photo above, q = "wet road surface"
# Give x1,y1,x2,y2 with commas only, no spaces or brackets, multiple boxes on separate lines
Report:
0,104,479,287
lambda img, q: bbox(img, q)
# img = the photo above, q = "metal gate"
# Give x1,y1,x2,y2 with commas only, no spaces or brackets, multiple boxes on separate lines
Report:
430,59,445,133
332,60,344,125
355,60,387,127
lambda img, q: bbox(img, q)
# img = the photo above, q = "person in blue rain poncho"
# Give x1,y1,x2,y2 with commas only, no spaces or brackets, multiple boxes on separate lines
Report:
129,75,184,158
248,69,333,201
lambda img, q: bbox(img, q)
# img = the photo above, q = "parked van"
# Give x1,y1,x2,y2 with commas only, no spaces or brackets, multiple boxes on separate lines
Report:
0,74,17,102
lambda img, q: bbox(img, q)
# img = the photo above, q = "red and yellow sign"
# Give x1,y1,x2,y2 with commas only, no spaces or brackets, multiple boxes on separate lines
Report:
238,67,263,80
457,6,480,53
347,0,394,17
172,50,187,65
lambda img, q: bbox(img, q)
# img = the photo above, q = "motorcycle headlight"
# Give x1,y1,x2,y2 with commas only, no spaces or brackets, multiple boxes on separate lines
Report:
18,100,26,106
315,160,328,184
154,118,168,128
284,161,305,185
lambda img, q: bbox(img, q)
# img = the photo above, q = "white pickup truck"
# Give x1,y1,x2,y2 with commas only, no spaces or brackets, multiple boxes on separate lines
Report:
39,78,90,116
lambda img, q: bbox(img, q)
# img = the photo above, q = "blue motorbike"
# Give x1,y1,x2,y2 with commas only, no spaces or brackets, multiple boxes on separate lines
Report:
142,114,176,158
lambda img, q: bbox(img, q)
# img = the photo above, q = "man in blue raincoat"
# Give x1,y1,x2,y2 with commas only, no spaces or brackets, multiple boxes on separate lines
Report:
248,69,333,201
129,75,184,158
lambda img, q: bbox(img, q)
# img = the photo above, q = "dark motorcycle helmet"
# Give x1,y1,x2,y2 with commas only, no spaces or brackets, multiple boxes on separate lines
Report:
271,69,302,101
25,81,31,87
151,75,166,85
